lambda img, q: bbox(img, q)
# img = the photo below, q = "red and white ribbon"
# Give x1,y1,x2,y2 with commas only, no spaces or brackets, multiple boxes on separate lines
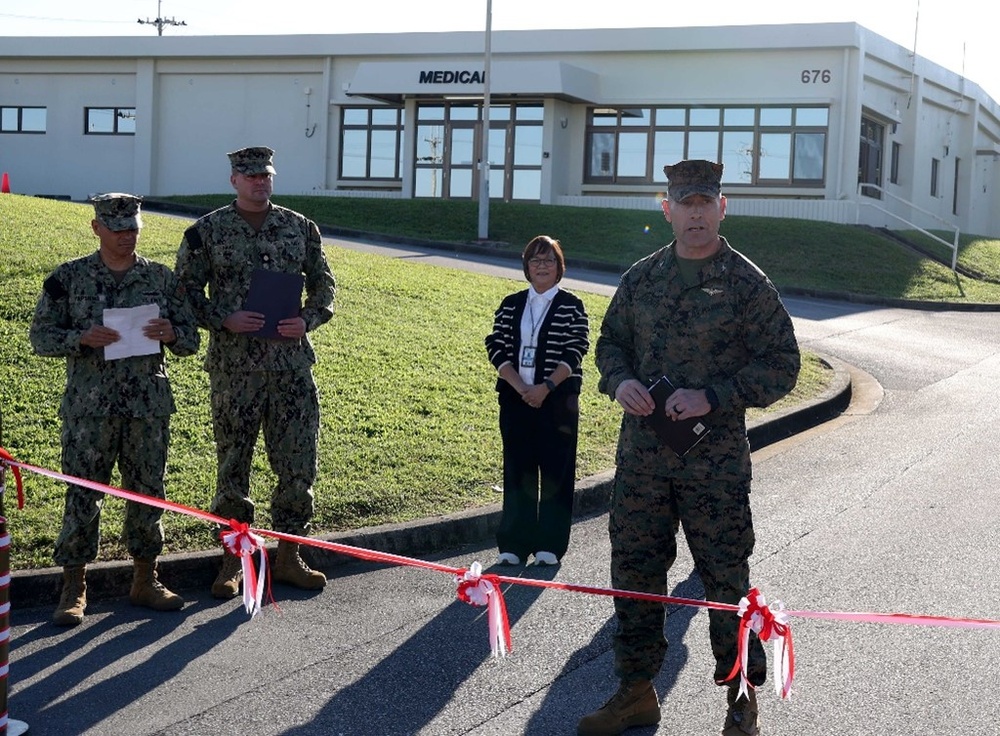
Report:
5,447,1000,676
724,587,795,700
0,447,25,510
455,562,512,658
220,521,269,617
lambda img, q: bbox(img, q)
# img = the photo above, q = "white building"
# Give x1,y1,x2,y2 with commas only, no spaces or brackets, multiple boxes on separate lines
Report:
2,22,999,237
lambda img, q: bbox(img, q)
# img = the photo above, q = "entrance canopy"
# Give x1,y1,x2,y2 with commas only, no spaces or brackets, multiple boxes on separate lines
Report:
345,61,601,104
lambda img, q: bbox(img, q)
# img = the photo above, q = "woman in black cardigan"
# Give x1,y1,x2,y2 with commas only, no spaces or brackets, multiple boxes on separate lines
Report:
484,235,590,566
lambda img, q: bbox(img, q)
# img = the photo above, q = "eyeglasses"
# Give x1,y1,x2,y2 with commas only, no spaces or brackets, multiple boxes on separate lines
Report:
528,257,557,266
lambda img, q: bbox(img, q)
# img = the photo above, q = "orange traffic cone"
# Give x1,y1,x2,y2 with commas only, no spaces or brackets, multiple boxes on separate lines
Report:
1,172,9,194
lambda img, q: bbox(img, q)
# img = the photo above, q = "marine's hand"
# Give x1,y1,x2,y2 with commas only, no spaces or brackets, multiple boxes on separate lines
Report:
223,310,266,333
143,318,174,343
614,378,655,416
666,388,711,420
80,324,120,348
276,316,306,339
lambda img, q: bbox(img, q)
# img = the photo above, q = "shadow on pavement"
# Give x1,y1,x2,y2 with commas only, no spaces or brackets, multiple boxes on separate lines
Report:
518,568,704,735
277,561,555,736
10,603,245,734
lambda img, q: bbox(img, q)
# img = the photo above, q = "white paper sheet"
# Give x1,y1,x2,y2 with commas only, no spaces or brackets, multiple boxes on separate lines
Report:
103,304,160,361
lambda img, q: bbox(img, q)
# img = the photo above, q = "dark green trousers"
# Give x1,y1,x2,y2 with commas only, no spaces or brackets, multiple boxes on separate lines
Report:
209,369,319,534
608,468,766,686
55,415,169,566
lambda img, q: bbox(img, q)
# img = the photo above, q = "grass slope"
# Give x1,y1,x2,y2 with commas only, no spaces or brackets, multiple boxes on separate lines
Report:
163,194,1000,303
1,193,852,568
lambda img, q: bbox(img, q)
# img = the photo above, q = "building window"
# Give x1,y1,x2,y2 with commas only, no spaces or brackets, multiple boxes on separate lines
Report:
0,106,46,133
952,158,960,215
85,107,136,135
890,141,901,185
859,117,884,199
414,101,542,201
585,105,829,187
930,157,940,197
587,107,652,183
340,106,405,180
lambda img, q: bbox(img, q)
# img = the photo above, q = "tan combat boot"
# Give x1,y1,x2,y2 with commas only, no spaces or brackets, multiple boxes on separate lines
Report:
577,679,660,736
722,686,760,736
273,540,326,590
53,564,87,626
211,550,243,599
130,558,185,611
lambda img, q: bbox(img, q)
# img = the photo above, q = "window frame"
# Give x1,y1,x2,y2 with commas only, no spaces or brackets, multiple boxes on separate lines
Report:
413,100,544,201
339,105,406,181
0,106,47,134
84,107,137,136
890,141,901,185
584,104,829,188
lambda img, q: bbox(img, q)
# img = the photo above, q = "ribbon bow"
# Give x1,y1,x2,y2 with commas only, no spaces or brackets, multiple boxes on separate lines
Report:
219,521,271,617
455,561,512,658
0,447,26,510
725,587,795,699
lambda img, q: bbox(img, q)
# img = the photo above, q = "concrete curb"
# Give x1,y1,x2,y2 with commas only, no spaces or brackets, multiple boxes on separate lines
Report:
10,355,853,610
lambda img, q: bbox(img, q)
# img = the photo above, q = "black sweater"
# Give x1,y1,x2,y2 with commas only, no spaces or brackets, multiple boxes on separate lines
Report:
485,288,590,396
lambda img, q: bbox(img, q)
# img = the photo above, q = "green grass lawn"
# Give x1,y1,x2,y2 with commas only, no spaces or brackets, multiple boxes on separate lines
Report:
161,194,1000,303
0,191,954,569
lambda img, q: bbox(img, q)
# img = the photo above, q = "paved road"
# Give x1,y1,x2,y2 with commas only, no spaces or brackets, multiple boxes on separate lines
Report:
8,236,1000,735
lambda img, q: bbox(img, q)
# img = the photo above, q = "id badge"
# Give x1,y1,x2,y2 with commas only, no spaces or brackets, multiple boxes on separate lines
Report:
521,346,536,368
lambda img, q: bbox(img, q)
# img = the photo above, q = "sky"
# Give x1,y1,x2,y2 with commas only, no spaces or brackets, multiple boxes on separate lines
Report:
2,0,999,101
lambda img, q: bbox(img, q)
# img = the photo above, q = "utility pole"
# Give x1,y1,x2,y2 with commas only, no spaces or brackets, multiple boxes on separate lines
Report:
138,0,187,36
477,0,492,241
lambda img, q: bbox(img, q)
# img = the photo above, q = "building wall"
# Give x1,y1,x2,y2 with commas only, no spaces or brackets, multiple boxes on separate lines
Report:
0,63,139,198
153,59,327,195
2,24,999,236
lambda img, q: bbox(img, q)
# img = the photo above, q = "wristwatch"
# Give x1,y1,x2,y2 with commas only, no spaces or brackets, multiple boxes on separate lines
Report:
543,378,557,392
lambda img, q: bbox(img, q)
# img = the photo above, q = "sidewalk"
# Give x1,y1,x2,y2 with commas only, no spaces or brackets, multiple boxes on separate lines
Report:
9,355,854,611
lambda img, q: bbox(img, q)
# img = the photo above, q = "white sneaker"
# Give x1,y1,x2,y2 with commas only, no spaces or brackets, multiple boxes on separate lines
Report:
496,552,521,566
533,551,559,566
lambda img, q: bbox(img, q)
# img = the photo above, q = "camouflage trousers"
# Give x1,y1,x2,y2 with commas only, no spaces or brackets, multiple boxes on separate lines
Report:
209,369,319,535
54,415,169,566
608,468,766,686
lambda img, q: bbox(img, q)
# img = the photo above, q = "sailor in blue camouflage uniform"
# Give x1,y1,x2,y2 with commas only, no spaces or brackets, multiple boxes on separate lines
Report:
174,146,336,599
30,193,200,627
579,161,800,736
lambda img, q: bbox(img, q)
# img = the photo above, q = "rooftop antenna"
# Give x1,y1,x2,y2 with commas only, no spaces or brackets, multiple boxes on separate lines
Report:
906,0,919,108
138,0,187,36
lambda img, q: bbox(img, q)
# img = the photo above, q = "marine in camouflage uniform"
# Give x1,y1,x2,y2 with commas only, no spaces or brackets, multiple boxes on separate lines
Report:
174,146,336,598
30,193,200,626
580,161,800,736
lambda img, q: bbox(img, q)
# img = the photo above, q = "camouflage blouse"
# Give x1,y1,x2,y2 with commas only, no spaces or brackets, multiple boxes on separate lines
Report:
175,202,336,373
595,237,800,479
29,252,200,418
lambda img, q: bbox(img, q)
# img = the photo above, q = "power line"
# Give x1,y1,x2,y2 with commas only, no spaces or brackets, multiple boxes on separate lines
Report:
0,12,135,26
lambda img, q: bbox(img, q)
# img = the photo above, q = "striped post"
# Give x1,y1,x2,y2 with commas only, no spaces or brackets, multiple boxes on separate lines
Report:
0,464,29,734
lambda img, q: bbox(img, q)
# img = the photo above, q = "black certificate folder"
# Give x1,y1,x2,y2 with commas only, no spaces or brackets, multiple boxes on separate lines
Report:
244,269,305,340
647,376,712,456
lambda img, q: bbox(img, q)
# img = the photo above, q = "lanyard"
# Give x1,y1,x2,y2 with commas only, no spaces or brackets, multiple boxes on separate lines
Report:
526,296,550,346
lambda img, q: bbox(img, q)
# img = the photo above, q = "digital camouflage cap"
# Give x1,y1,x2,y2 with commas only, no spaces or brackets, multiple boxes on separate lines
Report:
663,159,724,202
228,146,277,175
91,193,143,231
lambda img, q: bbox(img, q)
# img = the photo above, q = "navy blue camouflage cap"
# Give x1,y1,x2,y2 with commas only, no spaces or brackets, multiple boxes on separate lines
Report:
90,192,143,231
227,146,277,175
663,159,723,202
